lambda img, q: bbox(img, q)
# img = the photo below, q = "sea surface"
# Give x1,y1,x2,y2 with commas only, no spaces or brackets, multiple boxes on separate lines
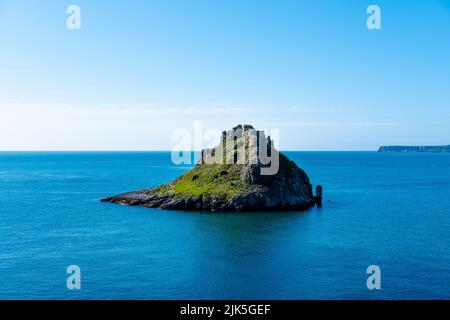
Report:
0,152,449,299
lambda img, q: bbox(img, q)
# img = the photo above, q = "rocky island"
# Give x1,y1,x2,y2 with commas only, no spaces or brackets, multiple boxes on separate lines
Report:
102,125,322,212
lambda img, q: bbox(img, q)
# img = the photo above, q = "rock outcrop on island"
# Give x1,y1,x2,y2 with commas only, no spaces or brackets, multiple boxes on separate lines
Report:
102,125,322,212
378,145,450,153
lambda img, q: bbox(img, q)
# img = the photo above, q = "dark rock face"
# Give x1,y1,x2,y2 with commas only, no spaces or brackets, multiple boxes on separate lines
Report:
102,125,321,212
313,185,323,206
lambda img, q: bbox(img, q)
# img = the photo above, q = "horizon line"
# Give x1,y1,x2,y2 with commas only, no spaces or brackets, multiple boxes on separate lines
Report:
0,149,378,152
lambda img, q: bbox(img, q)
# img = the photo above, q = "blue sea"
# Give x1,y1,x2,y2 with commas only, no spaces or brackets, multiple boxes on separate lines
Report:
0,152,449,299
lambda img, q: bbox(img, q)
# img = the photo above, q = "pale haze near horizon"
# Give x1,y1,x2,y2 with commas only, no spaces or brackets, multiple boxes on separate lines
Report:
1,0,449,151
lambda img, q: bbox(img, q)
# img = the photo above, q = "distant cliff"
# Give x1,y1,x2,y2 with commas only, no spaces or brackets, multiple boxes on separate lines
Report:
378,145,450,153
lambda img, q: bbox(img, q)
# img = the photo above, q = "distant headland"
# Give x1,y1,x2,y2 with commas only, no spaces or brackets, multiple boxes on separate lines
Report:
378,145,450,153
102,124,322,212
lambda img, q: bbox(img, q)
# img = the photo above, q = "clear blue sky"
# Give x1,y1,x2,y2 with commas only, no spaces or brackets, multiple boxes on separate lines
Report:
1,0,449,150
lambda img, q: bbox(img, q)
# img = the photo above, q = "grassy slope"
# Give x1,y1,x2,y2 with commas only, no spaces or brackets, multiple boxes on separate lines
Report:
151,134,284,200
152,163,260,200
